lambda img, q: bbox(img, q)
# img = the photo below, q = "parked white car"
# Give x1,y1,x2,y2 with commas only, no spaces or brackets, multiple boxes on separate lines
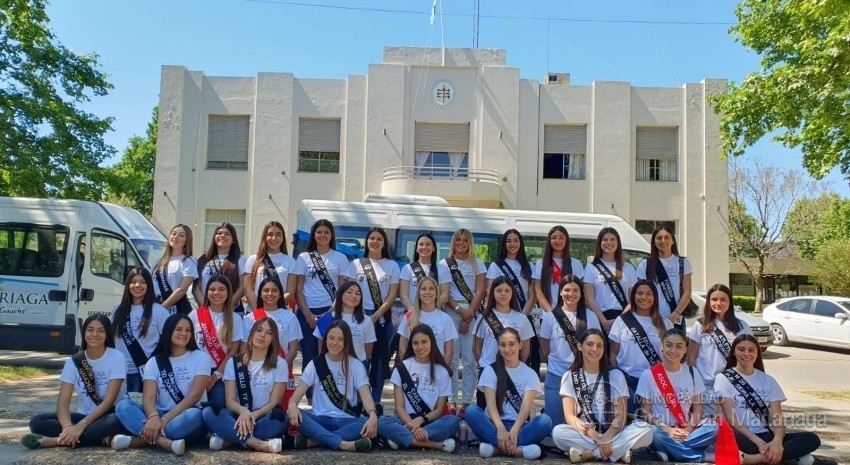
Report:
686,292,773,351
762,296,850,349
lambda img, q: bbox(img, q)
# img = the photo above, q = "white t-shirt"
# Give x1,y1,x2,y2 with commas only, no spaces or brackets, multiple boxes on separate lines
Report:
244,252,297,296
688,319,752,389
111,303,171,374
199,255,247,296
714,368,785,434
583,260,637,311
608,314,673,377
390,358,453,415
313,313,376,361
143,350,212,410
473,310,535,366
300,354,370,418
636,256,693,317
532,257,585,307
293,250,350,308
188,309,245,367
439,257,487,302
154,255,199,310
60,348,128,415
223,356,289,410
539,309,602,377
243,307,303,356
397,308,458,355
399,261,452,305
560,368,629,425
636,365,705,427
477,363,541,421
486,259,532,305
344,258,400,311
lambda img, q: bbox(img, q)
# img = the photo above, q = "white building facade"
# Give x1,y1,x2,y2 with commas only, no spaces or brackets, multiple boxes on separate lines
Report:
152,46,728,290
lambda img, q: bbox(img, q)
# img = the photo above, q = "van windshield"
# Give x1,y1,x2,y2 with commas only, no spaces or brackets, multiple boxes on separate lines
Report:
131,239,167,269
0,224,68,277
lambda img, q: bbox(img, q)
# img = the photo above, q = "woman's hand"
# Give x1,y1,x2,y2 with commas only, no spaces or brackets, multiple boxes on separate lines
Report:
57,422,85,447
360,414,378,438
667,425,689,442
496,425,512,453
412,425,429,442
141,416,162,443
600,318,613,331
235,409,255,440
287,404,302,427
206,375,219,392
597,440,613,459
762,439,784,464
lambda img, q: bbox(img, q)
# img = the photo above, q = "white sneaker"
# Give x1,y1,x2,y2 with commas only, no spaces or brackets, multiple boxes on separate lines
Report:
267,438,282,453
655,450,669,462
387,439,400,450
622,449,632,464
171,439,185,456
797,454,815,465
479,442,495,458
111,435,131,450
523,444,542,460
209,435,224,451
442,438,456,453
569,447,585,463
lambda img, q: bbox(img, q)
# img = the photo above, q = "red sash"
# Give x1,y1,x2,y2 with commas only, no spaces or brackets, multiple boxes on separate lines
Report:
251,309,295,411
552,259,563,285
198,308,227,367
714,417,739,464
650,363,688,427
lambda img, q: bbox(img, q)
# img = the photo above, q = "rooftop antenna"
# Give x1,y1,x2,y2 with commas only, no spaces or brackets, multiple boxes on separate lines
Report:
472,0,480,48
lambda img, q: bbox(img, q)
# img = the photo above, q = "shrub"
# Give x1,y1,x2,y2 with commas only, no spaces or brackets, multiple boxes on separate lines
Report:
734,296,757,312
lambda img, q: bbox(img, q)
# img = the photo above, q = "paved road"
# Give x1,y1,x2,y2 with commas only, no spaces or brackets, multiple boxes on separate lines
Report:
763,343,850,391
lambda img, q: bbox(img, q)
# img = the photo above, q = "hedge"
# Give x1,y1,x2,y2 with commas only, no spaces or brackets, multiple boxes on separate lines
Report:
734,296,757,312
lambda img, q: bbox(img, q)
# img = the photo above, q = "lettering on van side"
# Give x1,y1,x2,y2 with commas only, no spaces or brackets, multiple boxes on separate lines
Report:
0,292,49,306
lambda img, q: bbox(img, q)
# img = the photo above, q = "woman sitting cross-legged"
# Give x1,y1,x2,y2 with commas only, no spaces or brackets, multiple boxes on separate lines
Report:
112,313,212,455
202,317,289,453
22,314,130,449
287,319,379,452
552,329,652,463
377,324,459,452
465,328,553,460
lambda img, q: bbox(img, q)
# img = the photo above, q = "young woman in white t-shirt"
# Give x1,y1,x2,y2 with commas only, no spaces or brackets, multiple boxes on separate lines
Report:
637,329,717,463
584,228,637,330
202,318,289,453
113,313,212,455
465,328,552,460
552,329,652,463
399,233,450,312
377,324,459,452
636,226,692,328
153,224,198,314
23,315,129,449
194,222,247,314
715,334,821,465
243,221,297,312
287,320,379,452
540,275,602,426
687,284,751,416
314,281,376,366
533,225,585,313
112,267,170,392
398,276,457,363
189,275,244,407
473,276,534,373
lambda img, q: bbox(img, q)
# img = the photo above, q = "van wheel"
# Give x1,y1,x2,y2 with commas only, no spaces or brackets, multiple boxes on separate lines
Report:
771,324,789,346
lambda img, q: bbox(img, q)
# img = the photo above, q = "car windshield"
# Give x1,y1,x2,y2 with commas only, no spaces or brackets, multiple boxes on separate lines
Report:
132,239,167,269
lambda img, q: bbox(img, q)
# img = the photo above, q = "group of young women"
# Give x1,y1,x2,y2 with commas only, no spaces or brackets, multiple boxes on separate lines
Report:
20,220,822,464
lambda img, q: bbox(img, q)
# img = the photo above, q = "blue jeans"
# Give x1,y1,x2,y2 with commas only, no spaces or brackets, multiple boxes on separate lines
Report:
126,373,143,393
115,399,208,443
377,416,459,448
296,410,368,450
297,305,331,399
366,308,393,404
206,371,225,407
623,372,640,415
652,420,719,462
29,412,129,447
202,406,288,447
465,405,552,447
544,370,565,426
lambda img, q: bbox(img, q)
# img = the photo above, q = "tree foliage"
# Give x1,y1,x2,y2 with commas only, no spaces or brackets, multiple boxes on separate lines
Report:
106,107,157,216
0,0,113,199
811,239,850,297
713,0,850,180
784,194,850,259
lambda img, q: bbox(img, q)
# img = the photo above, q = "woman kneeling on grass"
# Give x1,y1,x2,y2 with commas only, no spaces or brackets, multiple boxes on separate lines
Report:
378,324,458,452
23,314,130,449
287,319,379,452
202,317,289,453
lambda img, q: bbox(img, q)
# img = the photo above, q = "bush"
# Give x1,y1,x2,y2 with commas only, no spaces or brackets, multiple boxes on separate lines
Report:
734,296,757,312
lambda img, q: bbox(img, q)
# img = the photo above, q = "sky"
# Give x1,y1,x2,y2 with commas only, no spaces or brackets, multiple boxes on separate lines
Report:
46,0,850,197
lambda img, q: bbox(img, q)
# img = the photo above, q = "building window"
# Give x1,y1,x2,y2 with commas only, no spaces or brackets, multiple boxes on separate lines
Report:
542,125,586,179
636,127,678,182
414,122,470,178
635,219,677,236
207,115,249,170
204,209,247,253
298,118,341,173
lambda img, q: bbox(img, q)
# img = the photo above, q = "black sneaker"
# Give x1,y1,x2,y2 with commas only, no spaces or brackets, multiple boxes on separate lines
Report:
293,434,308,450
354,438,372,452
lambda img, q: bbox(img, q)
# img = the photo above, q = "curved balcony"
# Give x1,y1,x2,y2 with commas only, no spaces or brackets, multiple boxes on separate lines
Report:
381,166,503,208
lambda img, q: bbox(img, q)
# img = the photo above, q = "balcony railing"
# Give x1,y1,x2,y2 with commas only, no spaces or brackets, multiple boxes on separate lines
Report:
382,166,502,184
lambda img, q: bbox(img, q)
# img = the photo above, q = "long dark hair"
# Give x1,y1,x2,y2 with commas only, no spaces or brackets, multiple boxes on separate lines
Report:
630,279,667,339
498,229,531,281
198,222,242,292
567,329,613,429
202,274,235,345
725,333,765,372
257,277,287,310
331,281,365,324
364,227,391,259
251,221,288,278
593,227,624,279
114,267,156,339
540,225,573,289
558,274,588,336
645,226,679,284
700,283,743,334
243,317,280,371
401,324,452,383
412,233,439,281
477,276,520,334
492,327,522,416
319,320,359,401
306,219,336,252
159,313,199,356
81,314,115,351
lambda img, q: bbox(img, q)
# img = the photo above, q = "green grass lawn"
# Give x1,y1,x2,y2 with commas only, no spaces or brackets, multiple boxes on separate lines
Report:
0,366,58,383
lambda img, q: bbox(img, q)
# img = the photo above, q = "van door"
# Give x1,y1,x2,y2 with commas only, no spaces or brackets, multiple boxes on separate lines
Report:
77,229,144,327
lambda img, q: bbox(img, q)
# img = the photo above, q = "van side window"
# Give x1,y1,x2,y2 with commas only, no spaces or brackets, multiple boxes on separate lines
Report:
90,232,142,284
0,224,68,277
